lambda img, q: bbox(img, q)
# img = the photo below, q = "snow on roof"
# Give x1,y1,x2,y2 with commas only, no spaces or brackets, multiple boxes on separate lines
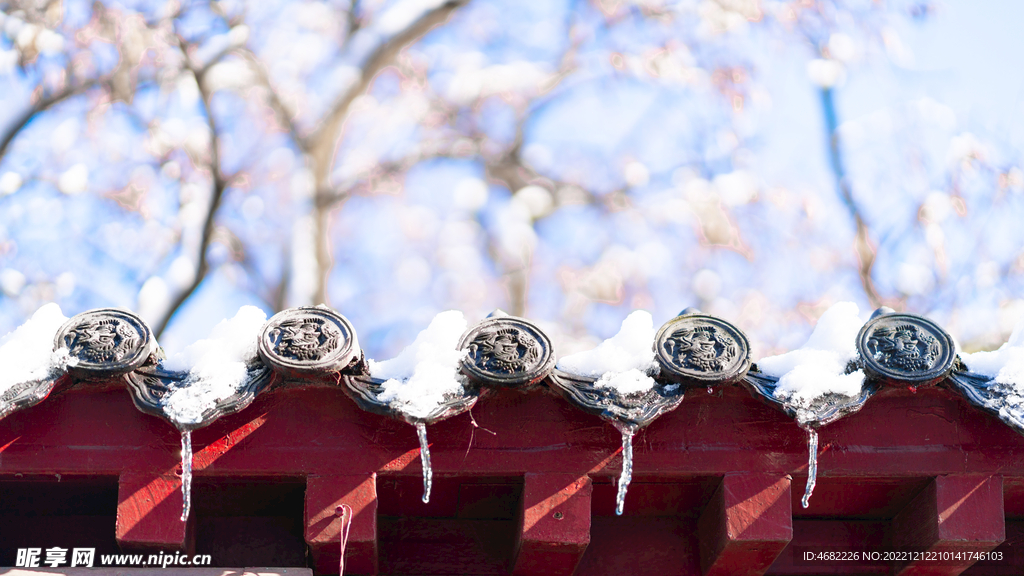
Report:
158,306,268,428
0,303,75,396
757,302,866,416
369,310,469,420
961,317,1024,387
556,310,658,395
3,301,1024,438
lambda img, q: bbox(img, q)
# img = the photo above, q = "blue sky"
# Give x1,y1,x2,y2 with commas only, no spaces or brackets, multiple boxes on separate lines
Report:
3,0,1024,359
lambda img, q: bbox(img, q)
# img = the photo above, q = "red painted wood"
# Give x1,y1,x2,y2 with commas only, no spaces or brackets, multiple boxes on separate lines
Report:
2,386,1023,478
589,477,719,517
512,473,591,576
305,474,377,576
576,516,701,575
1,382,1024,573
376,516,517,574
999,477,1024,518
698,473,792,575
115,471,194,553
767,519,891,574
962,519,1024,575
374,475,522,574
792,476,932,519
892,475,1005,575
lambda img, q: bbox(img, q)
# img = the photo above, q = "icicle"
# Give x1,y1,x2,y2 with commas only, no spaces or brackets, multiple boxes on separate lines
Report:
416,422,432,504
800,426,819,509
613,422,636,516
180,429,193,521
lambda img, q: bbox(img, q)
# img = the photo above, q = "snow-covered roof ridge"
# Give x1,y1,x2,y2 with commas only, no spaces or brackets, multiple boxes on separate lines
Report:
1,302,1024,442
0,303,72,397
952,316,1024,436
5,302,1024,522
152,306,270,429
742,303,964,430
367,309,471,422
557,310,659,395
756,301,867,417
548,308,753,436
960,316,1024,386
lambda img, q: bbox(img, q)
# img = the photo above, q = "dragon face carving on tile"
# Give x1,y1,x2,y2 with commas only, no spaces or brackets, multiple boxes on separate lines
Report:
655,313,750,386
55,309,155,379
664,325,738,373
458,316,554,389
467,327,541,374
273,316,342,362
857,312,954,384
258,307,360,378
867,324,939,373
65,317,140,363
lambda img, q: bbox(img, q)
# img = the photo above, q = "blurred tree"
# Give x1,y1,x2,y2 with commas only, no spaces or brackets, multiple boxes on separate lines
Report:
0,0,1021,359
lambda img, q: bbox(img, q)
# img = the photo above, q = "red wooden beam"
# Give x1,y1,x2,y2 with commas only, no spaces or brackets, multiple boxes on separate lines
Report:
767,519,891,575
697,473,793,575
115,470,194,553
892,475,1005,576
4,386,1024,479
512,473,592,576
5,384,1024,574
962,520,1024,575
305,474,377,576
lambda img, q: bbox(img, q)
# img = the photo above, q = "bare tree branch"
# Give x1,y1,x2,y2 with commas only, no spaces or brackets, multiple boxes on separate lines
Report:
820,86,883,308
239,47,307,150
306,0,472,305
315,33,585,315
345,0,363,46
0,78,105,162
272,249,291,313
154,39,232,338
307,0,470,162
0,0,196,164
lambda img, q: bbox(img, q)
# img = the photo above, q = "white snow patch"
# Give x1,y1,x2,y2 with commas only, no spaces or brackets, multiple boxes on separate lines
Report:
962,318,1024,420
453,177,488,211
557,310,657,395
159,306,267,427
0,304,75,395
595,368,655,396
136,276,171,326
759,302,866,420
714,170,757,206
961,318,1024,385
204,60,256,92
369,311,468,420
446,60,553,104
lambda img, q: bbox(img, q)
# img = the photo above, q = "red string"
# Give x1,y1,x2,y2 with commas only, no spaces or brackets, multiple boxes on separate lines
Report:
335,504,354,575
